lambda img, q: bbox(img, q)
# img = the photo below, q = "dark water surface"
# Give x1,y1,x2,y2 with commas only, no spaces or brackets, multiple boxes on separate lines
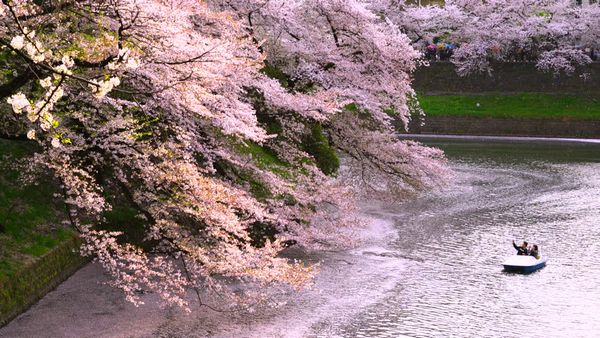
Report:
331,138,600,338
2,137,600,338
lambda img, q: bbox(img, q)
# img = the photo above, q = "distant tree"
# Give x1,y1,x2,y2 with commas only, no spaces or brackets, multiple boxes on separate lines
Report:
380,0,600,76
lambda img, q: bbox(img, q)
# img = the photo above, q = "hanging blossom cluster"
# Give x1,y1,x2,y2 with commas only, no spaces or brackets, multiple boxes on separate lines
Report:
10,28,46,63
211,0,450,201
0,0,449,310
89,47,140,98
89,77,121,98
214,0,424,129
6,55,75,144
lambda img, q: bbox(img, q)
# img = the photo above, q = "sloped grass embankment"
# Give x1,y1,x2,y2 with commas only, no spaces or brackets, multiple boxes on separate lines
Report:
0,139,85,326
419,93,600,120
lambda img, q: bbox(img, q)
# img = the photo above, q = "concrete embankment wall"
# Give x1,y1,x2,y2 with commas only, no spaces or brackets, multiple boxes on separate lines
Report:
413,62,600,95
407,116,600,138
0,237,87,327
411,62,600,137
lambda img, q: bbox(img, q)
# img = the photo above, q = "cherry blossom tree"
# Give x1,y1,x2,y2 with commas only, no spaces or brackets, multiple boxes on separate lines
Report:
214,0,448,192
0,0,448,309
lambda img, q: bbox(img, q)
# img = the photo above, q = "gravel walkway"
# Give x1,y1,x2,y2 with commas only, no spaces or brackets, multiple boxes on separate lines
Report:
0,216,405,338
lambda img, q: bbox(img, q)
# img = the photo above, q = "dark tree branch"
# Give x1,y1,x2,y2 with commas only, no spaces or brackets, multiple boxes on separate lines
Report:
0,67,37,100
324,13,341,48
73,56,115,69
153,45,220,65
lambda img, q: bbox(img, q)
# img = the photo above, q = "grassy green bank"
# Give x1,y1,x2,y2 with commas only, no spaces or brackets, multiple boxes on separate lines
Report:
0,139,86,326
0,139,72,278
418,93,600,120
0,236,87,327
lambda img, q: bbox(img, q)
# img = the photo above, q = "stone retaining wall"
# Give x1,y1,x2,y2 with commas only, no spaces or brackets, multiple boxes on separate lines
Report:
406,116,600,138
0,236,87,327
413,62,600,95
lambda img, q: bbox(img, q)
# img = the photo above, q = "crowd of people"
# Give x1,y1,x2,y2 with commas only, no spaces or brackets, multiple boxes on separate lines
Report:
423,41,457,61
513,240,540,259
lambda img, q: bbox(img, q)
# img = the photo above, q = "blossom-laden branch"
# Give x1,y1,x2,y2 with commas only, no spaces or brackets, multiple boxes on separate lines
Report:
0,0,449,310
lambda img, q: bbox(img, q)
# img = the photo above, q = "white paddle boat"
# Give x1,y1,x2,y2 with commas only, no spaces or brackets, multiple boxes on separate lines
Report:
502,255,547,273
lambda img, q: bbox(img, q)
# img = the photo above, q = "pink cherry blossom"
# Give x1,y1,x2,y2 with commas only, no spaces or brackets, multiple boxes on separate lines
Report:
0,0,451,309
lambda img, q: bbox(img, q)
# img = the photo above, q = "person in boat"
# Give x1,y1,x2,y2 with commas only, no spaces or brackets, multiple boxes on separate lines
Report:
512,240,529,255
529,244,540,259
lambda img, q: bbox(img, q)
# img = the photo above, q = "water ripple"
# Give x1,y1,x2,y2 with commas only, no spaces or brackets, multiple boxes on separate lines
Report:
310,143,600,338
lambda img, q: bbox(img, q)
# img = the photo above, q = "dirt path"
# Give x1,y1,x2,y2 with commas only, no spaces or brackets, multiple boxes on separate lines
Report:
0,216,406,338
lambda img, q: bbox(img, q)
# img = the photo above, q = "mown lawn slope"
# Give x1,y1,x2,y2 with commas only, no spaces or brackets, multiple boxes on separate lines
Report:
419,93,600,120
0,139,74,280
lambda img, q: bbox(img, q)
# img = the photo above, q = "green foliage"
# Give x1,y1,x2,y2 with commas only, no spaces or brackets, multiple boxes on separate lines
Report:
133,115,161,141
222,138,301,200
0,50,16,84
214,159,273,201
237,169,272,200
343,102,374,122
260,64,291,88
344,103,359,112
101,203,150,249
0,139,73,279
258,113,283,135
22,229,72,257
264,119,283,135
419,93,600,119
260,64,316,93
235,140,292,179
303,124,339,176
536,10,552,18
247,178,272,200
237,141,287,167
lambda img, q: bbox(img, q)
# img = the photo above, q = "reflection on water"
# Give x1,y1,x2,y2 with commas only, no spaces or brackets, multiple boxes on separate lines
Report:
2,138,598,338
317,139,600,338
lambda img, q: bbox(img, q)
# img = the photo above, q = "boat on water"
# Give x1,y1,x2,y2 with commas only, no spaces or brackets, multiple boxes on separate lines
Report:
502,255,547,273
